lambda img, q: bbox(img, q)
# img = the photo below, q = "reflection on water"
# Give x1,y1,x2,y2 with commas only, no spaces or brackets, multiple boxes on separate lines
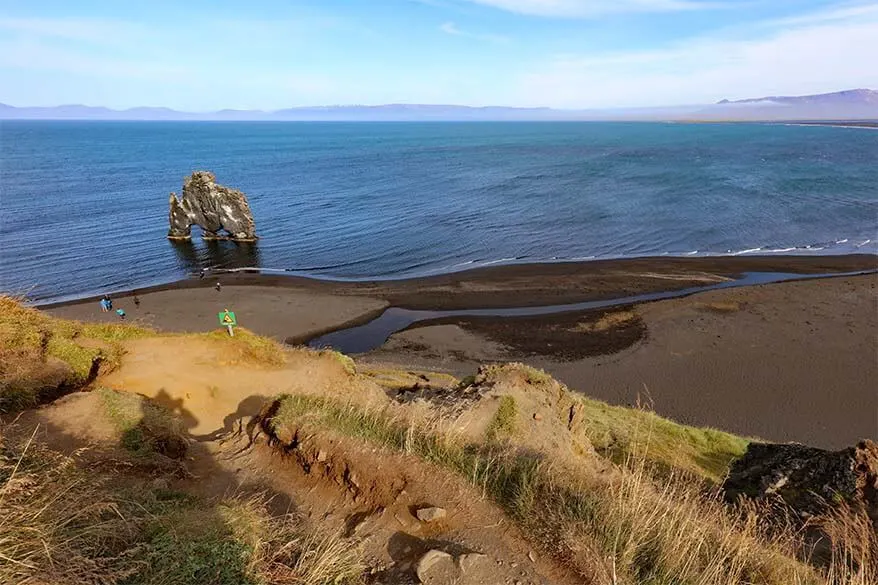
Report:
169,239,261,276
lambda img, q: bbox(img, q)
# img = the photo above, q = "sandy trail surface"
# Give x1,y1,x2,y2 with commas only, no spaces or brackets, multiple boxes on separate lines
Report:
14,336,573,585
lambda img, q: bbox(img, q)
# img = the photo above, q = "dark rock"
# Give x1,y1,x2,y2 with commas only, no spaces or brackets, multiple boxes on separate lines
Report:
723,439,878,526
167,171,257,241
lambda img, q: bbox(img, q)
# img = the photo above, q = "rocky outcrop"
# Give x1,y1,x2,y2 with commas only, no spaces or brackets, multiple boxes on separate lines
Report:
167,171,256,241
723,440,878,526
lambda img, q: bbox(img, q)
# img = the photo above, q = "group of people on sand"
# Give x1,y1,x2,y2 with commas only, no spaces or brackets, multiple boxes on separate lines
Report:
99,293,139,320
98,270,221,322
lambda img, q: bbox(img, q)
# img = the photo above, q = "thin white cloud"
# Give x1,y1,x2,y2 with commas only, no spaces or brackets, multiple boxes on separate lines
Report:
0,16,338,109
439,21,510,42
516,3,878,107
461,0,726,17
0,17,151,45
758,1,878,27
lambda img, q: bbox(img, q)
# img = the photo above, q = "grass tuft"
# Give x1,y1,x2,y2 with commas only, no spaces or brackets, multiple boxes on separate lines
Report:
575,394,749,482
320,349,357,375
485,395,518,442
202,327,287,367
96,387,188,459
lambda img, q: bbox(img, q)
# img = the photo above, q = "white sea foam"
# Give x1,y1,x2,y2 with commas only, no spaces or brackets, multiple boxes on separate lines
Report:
836,239,849,244
732,248,762,256
481,257,516,265
856,239,872,248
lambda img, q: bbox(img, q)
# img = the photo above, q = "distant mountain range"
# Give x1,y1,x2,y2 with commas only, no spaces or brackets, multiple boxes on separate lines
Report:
1,89,876,122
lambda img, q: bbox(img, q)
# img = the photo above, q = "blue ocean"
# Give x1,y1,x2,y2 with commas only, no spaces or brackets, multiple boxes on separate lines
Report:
1,120,876,302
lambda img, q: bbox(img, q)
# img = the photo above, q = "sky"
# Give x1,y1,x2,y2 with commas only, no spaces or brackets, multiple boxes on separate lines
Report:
1,0,876,110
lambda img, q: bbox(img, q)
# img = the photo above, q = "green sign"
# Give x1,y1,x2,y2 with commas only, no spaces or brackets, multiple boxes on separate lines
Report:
217,310,237,327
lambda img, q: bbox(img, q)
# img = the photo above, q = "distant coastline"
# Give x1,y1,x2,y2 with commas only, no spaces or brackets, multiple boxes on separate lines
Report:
781,120,878,129
2,88,876,122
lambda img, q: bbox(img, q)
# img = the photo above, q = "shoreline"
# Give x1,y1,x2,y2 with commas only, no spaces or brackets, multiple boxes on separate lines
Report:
35,253,878,310
40,253,878,448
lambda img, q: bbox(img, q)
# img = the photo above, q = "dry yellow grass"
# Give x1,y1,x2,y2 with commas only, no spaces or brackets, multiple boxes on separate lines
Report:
200,327,288,367
571,309,638,333
0,427,364,585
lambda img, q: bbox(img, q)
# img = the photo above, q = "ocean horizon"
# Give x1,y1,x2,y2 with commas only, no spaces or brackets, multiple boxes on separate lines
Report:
2,120,876,303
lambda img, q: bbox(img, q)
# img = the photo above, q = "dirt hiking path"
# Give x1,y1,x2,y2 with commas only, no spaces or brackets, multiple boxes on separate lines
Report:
57,336,575,585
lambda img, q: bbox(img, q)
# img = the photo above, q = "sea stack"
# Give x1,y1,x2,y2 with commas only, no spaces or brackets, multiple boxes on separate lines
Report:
167,171,257,242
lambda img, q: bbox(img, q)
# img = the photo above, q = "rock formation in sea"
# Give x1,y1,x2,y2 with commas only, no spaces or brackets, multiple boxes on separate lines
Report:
167,171,257,241
723,439,878,527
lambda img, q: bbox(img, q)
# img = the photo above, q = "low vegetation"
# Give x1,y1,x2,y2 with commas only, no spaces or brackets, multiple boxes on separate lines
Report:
97,387,188,459
2,297,874,584
201,327,288,367
0,295,151,413
267,392,875,585
0,430,364,585
485,395,518,441
575,394,749,482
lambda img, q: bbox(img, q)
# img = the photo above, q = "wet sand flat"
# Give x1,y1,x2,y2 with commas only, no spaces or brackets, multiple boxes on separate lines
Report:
364,274,878,449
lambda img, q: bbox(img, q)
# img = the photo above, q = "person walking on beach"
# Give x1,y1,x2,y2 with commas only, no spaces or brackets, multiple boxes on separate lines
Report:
133,293,140,308
116,308,126,320
100,297,109,312
106,296,113,311
215,281,222,292
200,269,206,279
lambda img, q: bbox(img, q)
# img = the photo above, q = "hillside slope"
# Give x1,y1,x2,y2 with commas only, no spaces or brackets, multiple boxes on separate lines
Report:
1,298,875,584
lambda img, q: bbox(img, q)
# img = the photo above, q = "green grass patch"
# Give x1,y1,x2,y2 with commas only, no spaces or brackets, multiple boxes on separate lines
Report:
485,395,518,442
575,395,749,482
97,387,187,459
0,296,153,413
131,508,257,585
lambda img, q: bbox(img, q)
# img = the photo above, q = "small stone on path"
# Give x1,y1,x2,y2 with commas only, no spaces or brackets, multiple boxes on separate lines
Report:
415,506,447,522
416,549,456,583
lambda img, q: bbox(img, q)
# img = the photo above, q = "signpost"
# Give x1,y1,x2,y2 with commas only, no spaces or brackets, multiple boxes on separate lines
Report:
217,309,237,336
